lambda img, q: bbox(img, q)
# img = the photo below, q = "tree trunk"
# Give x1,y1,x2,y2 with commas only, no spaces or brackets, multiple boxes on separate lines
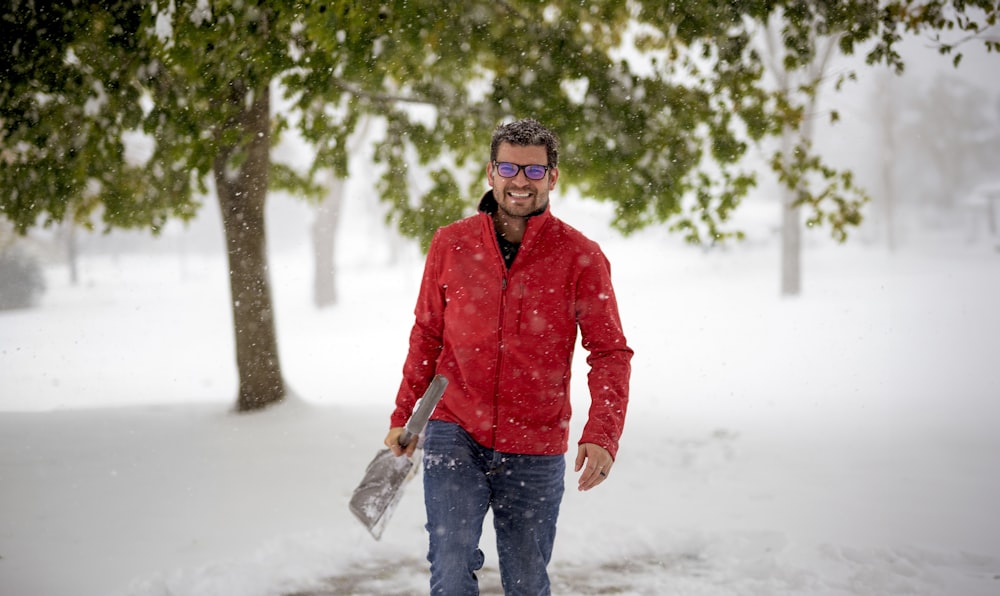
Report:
780,187,802,296
214,84,286,412
312,171,344,308
878,74,897,252
779,127,801,297
66,222,79,286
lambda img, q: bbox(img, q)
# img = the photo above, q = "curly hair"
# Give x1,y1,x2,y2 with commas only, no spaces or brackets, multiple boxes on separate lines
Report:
490,118,560,168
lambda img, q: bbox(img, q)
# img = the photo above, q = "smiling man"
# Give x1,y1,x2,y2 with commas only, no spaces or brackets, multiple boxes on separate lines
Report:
386,118,633,595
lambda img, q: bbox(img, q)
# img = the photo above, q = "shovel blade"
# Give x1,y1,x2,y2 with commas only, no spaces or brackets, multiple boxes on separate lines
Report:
349,448,419,539
350,375,447,539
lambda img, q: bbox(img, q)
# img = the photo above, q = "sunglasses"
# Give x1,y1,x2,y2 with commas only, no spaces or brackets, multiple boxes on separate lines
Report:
493,161,551,181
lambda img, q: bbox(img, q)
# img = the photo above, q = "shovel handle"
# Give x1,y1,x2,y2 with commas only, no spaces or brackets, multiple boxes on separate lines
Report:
399,374,448,448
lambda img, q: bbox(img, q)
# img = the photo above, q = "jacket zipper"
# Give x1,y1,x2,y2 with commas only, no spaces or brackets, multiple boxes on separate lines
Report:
492,268,508,450
490,212,512,451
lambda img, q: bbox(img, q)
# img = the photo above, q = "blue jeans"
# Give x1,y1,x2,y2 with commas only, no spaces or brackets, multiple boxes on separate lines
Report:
422,420,566,596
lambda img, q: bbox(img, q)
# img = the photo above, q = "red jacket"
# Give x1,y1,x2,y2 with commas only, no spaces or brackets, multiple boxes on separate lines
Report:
392,192,633,458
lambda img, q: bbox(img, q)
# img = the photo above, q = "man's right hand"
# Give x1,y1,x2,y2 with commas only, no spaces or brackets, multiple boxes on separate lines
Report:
384,427,418,458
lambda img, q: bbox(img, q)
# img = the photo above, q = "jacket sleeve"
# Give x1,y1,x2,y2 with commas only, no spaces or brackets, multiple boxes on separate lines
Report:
391,230,447,428
575,248,633,459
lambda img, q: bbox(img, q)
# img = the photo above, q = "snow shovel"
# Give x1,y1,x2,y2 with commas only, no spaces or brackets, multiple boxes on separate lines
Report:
349,374,448,539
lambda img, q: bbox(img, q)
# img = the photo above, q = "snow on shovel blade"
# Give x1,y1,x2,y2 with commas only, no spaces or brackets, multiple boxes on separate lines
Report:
349,375,448,539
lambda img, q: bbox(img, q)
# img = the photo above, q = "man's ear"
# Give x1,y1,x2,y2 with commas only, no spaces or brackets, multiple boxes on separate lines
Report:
486,161,495,188
548,166,559,190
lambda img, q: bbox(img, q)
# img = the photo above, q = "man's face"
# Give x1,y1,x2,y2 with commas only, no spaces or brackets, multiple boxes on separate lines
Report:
487,142,558,219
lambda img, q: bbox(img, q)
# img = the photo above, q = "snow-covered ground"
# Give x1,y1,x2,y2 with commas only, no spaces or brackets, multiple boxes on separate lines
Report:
2,194,1000,596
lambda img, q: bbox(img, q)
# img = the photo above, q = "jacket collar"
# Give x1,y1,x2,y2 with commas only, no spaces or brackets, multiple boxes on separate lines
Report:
477,190,552,249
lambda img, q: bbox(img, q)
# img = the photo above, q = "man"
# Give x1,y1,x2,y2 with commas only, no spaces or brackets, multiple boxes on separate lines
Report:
386,118,632,595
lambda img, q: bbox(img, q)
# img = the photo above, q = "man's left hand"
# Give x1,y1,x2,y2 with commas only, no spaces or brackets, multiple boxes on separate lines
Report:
575,443,613,491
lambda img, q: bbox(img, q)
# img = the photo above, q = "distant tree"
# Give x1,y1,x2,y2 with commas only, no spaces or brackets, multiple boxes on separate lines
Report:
311,116,374,308
0,223,45,311
2,1,997,410
873,71,903,251
751,9,869,295
312,170,344,309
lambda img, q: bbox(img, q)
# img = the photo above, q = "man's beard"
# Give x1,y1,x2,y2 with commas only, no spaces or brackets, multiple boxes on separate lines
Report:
498,196,548,220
